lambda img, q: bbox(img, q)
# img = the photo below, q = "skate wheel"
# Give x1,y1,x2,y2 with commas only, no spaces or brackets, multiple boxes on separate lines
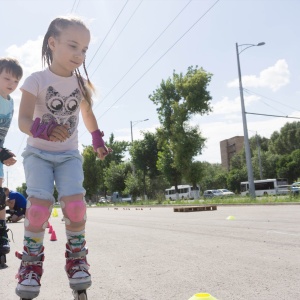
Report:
0,254,6,268
73,290,87,300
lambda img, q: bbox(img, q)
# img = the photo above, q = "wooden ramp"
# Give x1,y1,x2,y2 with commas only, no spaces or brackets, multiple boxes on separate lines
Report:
173,205,217,212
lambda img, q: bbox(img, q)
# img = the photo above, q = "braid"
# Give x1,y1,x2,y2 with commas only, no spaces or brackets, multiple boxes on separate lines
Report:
75,67,93,108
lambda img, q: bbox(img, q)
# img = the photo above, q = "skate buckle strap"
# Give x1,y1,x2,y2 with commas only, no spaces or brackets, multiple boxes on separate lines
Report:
66,248,88,259
15,251,44,262
66,248,88,258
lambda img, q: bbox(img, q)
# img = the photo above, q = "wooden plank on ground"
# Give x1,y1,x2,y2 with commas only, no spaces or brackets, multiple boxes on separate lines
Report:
173,205,217,212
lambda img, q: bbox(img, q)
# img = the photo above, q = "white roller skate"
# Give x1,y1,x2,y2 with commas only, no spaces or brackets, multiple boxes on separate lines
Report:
65,242,91,298
15,246,44,299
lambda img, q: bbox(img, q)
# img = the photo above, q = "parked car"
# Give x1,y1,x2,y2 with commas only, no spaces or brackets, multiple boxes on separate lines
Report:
203,189,223,199
218,189,235,196
277,184,300,195
277,185,291,195
291,184,300,195
98,197,106,203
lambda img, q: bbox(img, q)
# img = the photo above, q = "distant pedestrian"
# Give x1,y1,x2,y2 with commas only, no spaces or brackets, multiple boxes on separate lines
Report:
4,188,27,223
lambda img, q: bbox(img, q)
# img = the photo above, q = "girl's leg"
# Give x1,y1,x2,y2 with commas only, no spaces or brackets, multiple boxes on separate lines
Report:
16,147,55,299
54,150,89,291
15,197,53,299
60,194,91,291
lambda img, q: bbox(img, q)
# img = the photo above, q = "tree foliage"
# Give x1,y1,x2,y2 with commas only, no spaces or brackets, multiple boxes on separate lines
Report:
268,121,300,155
104,161,131,195
149,66,212,190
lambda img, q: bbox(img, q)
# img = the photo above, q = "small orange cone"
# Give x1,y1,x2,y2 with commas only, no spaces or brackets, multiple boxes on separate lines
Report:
48,225,53,234
50,230,57,241
47,222,51,228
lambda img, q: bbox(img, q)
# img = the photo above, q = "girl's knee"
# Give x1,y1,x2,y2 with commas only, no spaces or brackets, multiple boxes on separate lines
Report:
60,195,86,228
25,198,53,231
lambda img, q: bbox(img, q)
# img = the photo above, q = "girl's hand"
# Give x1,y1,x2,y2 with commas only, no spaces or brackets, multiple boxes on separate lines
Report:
3,155,17,166
96,146,112,160
49,124,70,142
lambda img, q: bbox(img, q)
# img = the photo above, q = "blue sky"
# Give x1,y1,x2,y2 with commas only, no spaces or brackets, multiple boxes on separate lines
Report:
1,0,299,190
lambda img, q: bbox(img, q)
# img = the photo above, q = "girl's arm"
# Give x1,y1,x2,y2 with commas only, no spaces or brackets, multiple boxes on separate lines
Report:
80,99,99,132
18,90,36,135
80,100,110,160
19,90,69,142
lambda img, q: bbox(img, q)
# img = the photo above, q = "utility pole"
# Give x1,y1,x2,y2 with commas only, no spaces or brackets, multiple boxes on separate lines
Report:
256,133,263,179
235,42,265,198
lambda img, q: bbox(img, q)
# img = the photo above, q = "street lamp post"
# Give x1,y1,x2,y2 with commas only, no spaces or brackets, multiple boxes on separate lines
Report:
236,42,265,198
130,119,149,143
130,118,149,176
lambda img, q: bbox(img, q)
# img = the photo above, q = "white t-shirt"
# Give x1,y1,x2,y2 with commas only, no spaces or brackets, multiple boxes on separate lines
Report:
21,68,84,152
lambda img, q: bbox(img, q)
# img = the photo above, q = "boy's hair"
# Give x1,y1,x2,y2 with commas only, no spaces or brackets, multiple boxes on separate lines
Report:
0,58,23,80
42,16,94,108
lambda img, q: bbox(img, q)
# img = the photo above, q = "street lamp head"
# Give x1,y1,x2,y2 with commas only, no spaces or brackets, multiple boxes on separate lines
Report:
257,42,265,46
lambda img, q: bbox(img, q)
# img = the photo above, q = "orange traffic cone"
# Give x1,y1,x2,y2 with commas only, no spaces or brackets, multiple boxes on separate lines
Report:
46,222,50,228
50,230,57,241
48,225,53,234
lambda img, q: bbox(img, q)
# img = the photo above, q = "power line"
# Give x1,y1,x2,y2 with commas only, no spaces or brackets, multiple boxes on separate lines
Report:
246,112,300,119
79,0,221,137
15,134,27,156
87,0,130,68
71,0,80,13
244,88,300,112
90,0,193,106
90,0,144,78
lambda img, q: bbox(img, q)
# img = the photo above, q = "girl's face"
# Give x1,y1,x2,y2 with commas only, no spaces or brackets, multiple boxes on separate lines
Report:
49,24,90,77
0,69,20,99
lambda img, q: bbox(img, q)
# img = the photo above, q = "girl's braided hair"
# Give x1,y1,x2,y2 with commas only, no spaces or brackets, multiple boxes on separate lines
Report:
42,17,94,107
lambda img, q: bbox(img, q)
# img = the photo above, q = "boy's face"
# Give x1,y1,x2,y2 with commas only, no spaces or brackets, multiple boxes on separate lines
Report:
0,69,20,99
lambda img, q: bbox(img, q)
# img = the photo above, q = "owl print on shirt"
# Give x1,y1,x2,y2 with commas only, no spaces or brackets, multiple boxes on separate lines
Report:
43,86,81,136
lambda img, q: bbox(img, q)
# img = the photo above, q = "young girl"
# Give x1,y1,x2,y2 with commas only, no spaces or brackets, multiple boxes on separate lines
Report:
15,17,110,300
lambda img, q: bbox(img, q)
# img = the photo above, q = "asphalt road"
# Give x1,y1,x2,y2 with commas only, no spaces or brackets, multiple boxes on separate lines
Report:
1,204,299,300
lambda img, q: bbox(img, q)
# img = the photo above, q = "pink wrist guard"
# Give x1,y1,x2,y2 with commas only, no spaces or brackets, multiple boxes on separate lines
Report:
91,129,105,152
30,118,58,141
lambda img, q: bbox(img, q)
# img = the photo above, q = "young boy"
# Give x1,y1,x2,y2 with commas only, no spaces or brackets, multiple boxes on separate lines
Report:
4,187,27,223
0,58,23,255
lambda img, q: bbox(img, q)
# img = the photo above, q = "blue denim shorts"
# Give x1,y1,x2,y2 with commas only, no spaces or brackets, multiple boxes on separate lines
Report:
22,145,86,203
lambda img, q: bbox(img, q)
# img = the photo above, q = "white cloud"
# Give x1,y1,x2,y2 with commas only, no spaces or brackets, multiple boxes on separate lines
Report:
228,59,290,92
212,95,260,116
6,38,43,78
198,115,292,164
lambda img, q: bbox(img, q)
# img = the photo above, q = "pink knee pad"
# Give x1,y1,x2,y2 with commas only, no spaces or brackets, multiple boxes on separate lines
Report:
26,202,51,228
64,200,86,223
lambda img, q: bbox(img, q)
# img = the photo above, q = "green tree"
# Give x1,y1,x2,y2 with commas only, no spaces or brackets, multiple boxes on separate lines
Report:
130,131,161,198
81,133,129,199
276,150,300,182
184,161,204,189
268,121,300,155
124,171,151,201
82,145,100,199
16,183,27,198
104,161,131,195
199,162,227,192
149,66,212,194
